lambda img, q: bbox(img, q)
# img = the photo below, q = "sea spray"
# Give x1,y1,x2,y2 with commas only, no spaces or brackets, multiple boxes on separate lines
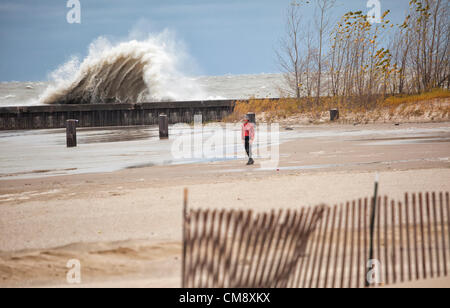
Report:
39,30,207,104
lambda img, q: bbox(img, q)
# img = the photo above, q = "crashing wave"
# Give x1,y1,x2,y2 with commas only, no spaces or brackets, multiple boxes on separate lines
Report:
40,32,207,104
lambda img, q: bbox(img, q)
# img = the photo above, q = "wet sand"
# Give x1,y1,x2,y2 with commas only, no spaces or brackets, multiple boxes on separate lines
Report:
0,122,449,288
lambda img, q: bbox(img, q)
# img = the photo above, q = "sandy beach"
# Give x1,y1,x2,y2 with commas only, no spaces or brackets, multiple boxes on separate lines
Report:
1,122,449,288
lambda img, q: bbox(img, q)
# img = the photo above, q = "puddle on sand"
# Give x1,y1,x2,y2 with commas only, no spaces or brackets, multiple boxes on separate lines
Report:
0,124,278,179
1,125,449,180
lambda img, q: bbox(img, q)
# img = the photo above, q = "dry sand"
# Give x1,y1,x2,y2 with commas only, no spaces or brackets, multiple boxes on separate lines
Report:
0,122,449,288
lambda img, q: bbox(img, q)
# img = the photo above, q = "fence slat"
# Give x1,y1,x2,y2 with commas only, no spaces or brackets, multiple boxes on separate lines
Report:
281,209,308,288
214,210,232,287
221,210,243,288
357,199,362,288
398,200,405,283
332,205,343,288
252,211,275,287
377,196,382,286
419,193,427,280
412,194,420,280
384,196,389,285
363,198,369,288
323,205,338,288
348,201,356,288
432,193,441,277
232,210,254,287
340,202,350,288
189,210,201,287
308,208,326,288
447,193,450,255
301,209,319,288
276,211,300,288
440,192,448,276
294,208,314,288
313,206,331,288
425,192,434,279
405,193,412,281
391,200,397,284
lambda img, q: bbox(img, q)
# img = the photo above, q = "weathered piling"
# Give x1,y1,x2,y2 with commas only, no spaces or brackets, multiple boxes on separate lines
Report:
66,119,78,147
247,112,256,124
194,113,203,125
159,114,169,139
330,109,339,121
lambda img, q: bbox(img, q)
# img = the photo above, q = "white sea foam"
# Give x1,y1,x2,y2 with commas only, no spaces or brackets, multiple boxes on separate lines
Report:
0,95,16,100
39,29,211,104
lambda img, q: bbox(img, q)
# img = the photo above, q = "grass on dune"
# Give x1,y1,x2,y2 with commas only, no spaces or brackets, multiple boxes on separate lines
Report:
381,88,450,107
225,89,450,122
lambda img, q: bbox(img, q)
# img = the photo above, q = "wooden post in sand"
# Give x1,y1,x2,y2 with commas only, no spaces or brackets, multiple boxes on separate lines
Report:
330,109,339,121
247,112,256,124
66,119,78,148
159,114,169,139
366,175,379,287
182,188,188,288
194,113,203,125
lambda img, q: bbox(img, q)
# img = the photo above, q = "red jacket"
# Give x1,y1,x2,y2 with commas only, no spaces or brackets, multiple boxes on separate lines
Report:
241,122,255,141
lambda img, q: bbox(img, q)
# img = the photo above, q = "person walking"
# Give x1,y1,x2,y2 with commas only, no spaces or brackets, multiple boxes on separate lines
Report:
241,115,255,165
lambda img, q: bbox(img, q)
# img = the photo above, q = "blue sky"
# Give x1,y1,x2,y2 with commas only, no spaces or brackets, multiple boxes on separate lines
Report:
0,0,411,82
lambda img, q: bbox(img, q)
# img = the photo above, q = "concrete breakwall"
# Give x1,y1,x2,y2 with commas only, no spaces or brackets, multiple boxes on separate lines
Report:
0,100,236,130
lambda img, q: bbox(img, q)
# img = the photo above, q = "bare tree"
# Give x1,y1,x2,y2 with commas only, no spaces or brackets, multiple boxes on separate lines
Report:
314,0,336,103
302,24,317,98
276,3,304,99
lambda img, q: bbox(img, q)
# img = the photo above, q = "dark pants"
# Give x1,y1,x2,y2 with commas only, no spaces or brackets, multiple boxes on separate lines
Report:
245,136,252,158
